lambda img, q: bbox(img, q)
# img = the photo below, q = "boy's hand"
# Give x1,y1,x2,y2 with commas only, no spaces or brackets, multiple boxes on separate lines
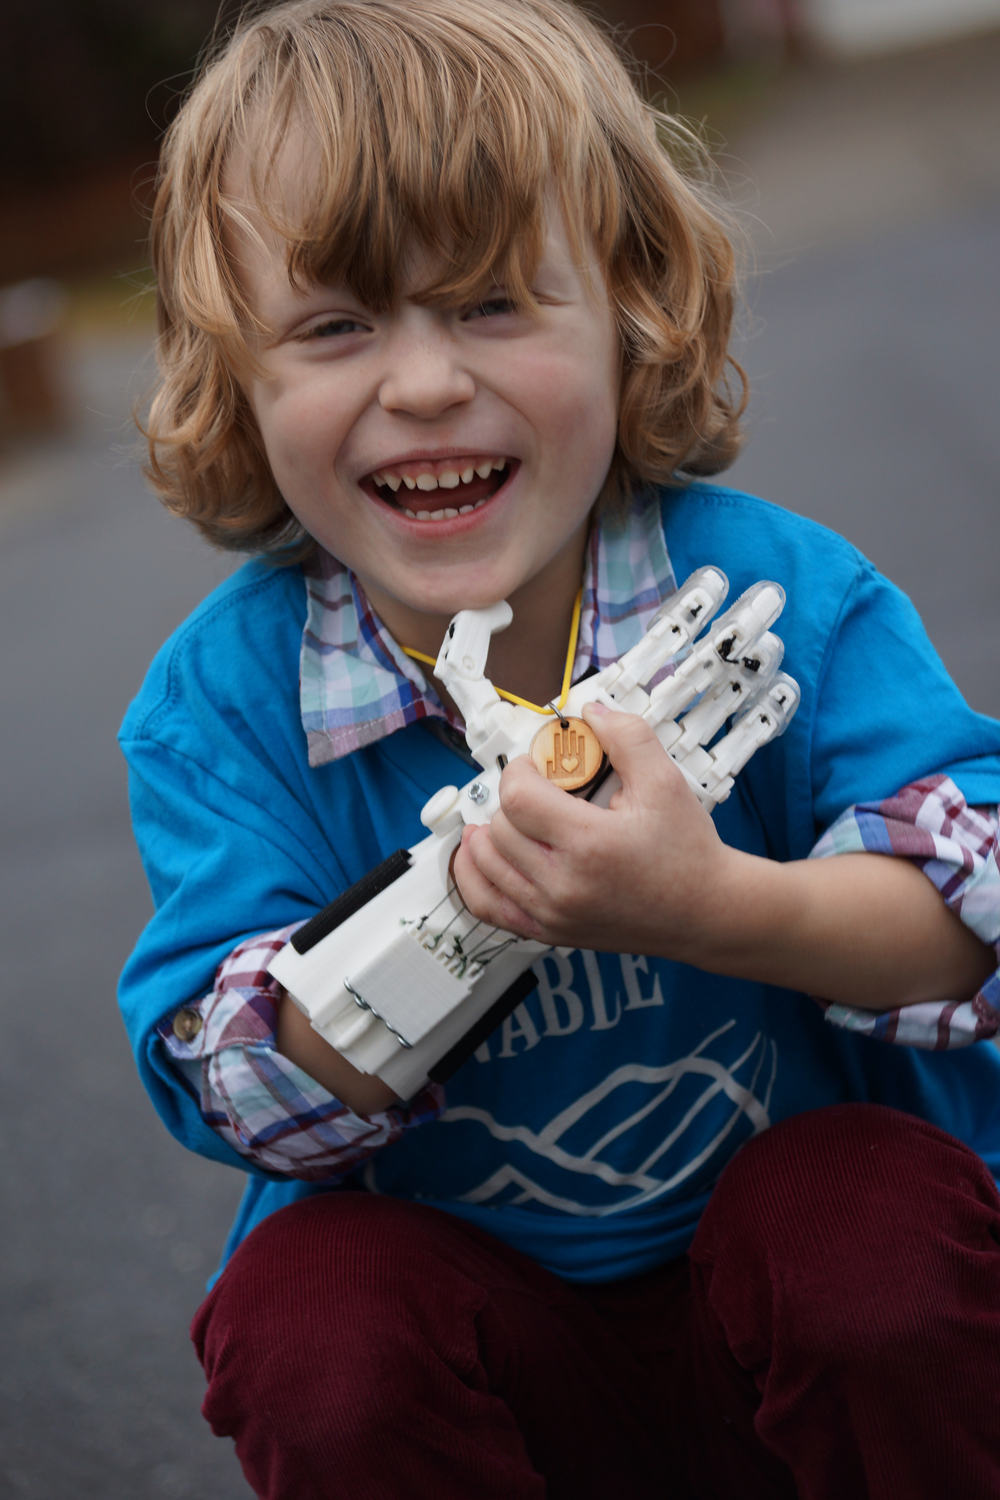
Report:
455,705,997,1011
453,702,740,960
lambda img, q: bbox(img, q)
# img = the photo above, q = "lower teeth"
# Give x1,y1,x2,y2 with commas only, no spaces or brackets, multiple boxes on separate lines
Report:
409,498,488,521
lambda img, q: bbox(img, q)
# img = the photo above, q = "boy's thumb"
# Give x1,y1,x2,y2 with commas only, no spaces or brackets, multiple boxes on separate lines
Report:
580,701,673,792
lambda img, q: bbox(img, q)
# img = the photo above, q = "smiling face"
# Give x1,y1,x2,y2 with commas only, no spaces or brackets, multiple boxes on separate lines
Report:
232,187,621,656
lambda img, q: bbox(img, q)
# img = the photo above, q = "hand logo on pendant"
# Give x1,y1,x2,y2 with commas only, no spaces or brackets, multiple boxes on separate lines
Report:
549,728,583,778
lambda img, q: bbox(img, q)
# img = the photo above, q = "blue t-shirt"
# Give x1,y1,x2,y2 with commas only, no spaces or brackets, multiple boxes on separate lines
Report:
119,486,1000,1282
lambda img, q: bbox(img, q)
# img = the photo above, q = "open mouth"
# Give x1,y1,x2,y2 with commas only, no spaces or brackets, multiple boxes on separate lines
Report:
361,456,513,520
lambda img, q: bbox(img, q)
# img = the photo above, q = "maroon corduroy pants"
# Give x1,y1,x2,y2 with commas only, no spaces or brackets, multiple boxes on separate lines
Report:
192,1104,1000,1499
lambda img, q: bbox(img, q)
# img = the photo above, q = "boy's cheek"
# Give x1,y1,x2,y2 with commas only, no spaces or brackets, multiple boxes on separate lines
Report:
255,390,323,455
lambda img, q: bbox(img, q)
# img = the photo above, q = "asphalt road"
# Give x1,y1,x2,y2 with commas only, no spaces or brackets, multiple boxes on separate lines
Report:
0,337,249,1499
727,199,1000,716
1,32,997,1500
724,29,1000,716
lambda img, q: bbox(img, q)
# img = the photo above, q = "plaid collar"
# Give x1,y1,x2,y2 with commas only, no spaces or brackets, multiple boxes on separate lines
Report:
300,500,675,767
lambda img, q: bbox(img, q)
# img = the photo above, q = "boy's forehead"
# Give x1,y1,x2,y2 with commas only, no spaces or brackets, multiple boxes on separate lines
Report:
222,127,338,301
223,121,315,232
226,193,592,327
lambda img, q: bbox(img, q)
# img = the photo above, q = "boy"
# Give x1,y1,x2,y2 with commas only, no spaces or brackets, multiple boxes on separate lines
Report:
121,2,1000,1495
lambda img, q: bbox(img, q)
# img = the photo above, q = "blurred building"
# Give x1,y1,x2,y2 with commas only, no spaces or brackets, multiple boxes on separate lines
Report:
557,1,1000,76
0,0,239,284
797,0,1000,54
1,0,997,288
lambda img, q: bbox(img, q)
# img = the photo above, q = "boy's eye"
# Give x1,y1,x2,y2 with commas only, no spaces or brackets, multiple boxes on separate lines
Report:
299,317,369,340
464,295,519,321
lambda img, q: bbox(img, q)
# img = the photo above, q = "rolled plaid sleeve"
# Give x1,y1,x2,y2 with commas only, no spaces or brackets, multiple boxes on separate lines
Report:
158,927,444,1181
809,775,1000,1050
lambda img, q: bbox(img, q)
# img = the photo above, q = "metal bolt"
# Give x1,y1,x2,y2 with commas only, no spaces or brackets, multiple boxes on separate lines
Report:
467,781,489,805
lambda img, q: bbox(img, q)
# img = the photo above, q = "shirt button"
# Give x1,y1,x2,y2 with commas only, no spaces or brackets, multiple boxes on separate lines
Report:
172,1007,203,1042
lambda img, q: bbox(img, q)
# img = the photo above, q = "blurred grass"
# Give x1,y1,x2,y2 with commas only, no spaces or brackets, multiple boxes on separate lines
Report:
660,55,791,152
63,270,156,336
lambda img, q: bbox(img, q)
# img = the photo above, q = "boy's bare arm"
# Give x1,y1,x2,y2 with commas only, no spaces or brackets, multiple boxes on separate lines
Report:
455,703,996,1010
276,994,400,1113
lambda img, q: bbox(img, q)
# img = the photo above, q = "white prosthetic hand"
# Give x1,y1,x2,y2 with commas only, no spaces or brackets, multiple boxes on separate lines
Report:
268,567,800,1100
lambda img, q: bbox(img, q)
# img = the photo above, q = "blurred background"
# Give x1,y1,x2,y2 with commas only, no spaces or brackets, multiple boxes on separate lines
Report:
1,1,998,1495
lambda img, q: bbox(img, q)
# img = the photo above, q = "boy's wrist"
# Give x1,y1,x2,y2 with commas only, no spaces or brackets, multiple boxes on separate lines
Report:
664,845,787,975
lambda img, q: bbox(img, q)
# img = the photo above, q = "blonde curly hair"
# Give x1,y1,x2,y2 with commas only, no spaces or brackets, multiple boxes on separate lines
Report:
144,0,746,555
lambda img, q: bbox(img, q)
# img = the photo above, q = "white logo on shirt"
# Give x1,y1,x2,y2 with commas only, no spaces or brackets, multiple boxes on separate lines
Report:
440,1016,777,1217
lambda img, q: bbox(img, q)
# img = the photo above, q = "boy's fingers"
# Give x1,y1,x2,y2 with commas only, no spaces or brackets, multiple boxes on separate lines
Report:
485,806,554,882
462,822,538,909
497,754,593,844
454,827,541,938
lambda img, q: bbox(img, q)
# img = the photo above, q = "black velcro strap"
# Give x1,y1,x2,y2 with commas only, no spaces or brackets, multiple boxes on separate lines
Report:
429,969,540,1084
291,849,413,955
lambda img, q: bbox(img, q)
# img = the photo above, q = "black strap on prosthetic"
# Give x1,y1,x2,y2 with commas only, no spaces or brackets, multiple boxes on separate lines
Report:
291,849,413,955
429,969,540,1084
420,716,481,769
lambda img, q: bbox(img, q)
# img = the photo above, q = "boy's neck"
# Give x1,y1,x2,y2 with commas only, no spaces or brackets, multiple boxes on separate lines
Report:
358,523,590,718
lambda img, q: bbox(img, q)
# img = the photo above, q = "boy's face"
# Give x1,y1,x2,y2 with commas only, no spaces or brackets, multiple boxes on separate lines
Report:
234,186,620,637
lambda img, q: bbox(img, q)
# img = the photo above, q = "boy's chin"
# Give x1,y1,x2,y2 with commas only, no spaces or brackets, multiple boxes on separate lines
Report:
397,578,513,619
362,562,526,627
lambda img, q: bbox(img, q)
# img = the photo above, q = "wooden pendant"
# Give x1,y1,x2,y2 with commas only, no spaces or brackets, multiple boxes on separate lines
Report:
529,716,604,794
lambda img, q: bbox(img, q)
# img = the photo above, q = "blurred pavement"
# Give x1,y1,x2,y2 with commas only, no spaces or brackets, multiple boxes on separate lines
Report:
1,28,999,1499
0,335,248,1498
724,29,1000,712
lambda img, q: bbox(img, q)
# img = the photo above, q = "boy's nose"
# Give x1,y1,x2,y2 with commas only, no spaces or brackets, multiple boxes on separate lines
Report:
378,329,475,419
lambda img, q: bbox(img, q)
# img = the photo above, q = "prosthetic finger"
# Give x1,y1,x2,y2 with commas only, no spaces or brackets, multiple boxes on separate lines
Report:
643,582,786,729
598,565,729,706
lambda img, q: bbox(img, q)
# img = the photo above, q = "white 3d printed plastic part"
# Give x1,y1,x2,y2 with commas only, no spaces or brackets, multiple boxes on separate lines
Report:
267,568,800,1099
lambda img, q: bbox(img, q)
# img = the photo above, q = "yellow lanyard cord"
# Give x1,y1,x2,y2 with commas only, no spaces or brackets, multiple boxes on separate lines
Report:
402,587,583,716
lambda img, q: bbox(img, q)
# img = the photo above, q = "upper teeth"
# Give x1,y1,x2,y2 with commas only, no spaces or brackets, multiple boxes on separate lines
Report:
370,457,507,493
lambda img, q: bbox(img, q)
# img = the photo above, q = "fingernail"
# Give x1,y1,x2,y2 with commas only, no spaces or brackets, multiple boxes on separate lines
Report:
583,700,610,716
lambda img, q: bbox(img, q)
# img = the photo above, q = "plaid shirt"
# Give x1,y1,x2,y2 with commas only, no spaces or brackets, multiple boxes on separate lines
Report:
812,776,1000,1047
161,511,1000,1182
162,924,445,1181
